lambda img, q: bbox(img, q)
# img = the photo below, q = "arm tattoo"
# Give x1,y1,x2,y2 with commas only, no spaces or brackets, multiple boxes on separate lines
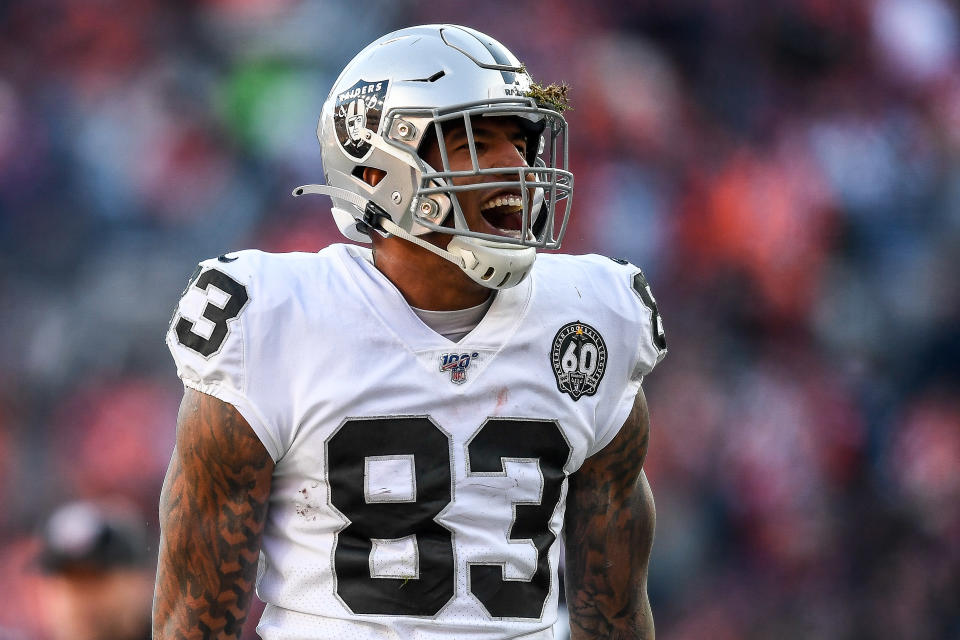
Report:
565,390,656,640
153,389,274,639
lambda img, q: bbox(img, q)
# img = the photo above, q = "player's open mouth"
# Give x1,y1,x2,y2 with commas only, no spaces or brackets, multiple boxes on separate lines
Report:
480,193,523,235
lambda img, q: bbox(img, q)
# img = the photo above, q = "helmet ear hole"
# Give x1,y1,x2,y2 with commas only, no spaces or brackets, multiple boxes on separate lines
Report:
353,165,387,187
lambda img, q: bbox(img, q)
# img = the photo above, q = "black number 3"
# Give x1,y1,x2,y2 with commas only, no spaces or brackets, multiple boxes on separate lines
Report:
632,271,666,352
175,268,249,357
327,417,571,619
466,419,571,618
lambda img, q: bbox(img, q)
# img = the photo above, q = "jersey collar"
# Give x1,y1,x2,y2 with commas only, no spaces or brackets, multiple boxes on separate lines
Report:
337,243,534,354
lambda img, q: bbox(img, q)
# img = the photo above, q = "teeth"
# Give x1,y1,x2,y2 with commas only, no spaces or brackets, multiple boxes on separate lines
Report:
481,194,523,211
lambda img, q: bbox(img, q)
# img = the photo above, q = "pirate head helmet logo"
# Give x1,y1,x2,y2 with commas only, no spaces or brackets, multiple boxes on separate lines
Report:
345,98,368,144
334,79,389,161
550,321,608,401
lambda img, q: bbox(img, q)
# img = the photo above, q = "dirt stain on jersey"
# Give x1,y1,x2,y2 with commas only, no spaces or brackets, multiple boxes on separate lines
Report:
495,388,509,413
296,484,321,520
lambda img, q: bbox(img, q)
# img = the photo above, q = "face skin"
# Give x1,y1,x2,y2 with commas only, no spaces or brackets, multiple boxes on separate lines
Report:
422,117,535,239
366,116,535,311
38,567,154,640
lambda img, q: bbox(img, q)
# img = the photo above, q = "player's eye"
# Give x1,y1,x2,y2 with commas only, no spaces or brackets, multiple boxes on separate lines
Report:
449,138,471,153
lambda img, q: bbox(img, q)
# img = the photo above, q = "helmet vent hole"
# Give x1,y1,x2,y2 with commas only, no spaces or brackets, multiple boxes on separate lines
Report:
408,70,446,83
496,272,512,288
481,267,496,280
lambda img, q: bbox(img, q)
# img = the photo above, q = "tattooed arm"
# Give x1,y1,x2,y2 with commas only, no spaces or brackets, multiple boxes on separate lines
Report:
153,388,275,639
565,388,656,640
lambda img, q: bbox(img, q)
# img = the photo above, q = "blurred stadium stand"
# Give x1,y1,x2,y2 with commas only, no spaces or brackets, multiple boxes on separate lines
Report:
0,0,958,637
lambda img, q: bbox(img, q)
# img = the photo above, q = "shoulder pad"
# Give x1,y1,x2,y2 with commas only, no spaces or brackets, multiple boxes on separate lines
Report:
594,256,667,376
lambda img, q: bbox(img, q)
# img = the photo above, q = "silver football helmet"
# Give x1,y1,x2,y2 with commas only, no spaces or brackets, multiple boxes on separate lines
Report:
294,24,573,289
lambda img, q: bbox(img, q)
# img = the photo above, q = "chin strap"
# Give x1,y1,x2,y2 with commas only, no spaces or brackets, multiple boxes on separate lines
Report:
292,184,466,269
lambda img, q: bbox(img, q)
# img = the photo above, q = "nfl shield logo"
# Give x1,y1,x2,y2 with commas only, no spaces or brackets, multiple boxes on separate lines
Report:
439,352,479,385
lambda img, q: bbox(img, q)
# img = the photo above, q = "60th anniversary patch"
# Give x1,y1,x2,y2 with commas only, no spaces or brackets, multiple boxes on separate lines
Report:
550,321,608,401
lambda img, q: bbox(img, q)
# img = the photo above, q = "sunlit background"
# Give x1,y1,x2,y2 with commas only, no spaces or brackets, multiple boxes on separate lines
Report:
1,0,959,638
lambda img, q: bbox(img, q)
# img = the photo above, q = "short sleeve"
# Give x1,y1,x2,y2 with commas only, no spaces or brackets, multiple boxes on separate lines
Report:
584,259,666,457
629,268,667,380
165,256,285,461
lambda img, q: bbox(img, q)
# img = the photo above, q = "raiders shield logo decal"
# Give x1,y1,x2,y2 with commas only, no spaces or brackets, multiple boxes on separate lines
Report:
550,321,608,401
333,79,389,161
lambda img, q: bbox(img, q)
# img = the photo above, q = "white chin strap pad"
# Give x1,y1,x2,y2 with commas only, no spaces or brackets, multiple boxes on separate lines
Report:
293,183,535,290
447,236,536,290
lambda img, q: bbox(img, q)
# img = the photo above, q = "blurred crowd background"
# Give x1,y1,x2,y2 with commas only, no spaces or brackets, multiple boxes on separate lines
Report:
1,0,958,638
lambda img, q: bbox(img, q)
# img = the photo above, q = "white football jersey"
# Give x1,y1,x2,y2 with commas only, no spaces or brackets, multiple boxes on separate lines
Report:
166,244,666,640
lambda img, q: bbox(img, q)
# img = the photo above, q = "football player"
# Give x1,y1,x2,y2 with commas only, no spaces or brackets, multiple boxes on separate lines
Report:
154,24,666,640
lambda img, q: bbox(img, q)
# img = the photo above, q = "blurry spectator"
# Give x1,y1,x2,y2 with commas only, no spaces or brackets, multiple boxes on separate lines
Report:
1,0,959,637
34,500,154,640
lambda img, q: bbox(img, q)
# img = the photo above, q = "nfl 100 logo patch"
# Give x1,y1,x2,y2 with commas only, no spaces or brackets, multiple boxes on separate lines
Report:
550,321,608,401
439,352,479,384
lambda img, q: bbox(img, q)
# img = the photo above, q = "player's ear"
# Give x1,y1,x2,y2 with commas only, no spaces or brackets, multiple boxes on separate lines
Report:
362,167,386,187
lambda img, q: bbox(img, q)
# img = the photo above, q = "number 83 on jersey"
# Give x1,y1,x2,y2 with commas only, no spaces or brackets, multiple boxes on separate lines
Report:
326,415,572,620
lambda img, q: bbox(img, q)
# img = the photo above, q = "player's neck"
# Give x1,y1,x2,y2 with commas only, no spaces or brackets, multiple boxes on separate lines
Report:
371,235,491,311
